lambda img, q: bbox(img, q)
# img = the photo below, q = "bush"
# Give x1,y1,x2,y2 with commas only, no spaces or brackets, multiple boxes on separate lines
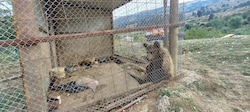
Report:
160,88,172,97
247,16,250,21
0,16,16,40
185,24,192,30
185,27,223,40
206,18,226,28
229,16,243,29
208,14,214,20
234,26,250,35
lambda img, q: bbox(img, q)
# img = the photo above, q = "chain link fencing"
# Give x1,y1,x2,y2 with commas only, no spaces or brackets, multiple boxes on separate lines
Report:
0,0,185,111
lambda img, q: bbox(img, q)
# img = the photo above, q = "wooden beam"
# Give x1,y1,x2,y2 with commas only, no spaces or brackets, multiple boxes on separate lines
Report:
0,23,184,47
169,0,179,75
12,0,51,111
163,0,169,48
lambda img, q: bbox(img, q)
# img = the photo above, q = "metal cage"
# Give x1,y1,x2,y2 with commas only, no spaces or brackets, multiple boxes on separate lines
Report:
0,0,185,111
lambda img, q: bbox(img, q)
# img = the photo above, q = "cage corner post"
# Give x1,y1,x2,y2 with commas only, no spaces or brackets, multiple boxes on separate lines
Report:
163,0,169,48
12,0,50,111
169,0,179,75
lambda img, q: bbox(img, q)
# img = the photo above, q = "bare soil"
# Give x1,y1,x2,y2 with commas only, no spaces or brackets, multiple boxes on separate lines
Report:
120,54,250,112
47,51,250,112
48,59,149,112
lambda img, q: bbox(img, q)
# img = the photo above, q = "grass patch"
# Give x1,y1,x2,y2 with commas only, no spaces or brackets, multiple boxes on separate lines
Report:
169,98,183,112
187,79,221,92
185,27,224,40
114,32,161,61
0,89,26,111
183,36,250,76
187,80,205,91
195,69,209,77
0,47,19,64
169,97,202,112
160,88,172,97
242,72,250,76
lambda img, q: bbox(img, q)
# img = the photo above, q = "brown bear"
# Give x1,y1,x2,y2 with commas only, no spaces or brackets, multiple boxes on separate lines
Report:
130,41,174,84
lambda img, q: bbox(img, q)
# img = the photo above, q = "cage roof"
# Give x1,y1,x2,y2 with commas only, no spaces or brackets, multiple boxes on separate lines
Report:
61,0,132,10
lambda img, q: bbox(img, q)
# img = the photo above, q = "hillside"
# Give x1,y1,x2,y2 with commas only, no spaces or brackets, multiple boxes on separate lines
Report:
187,0,250,18
114,0,250,28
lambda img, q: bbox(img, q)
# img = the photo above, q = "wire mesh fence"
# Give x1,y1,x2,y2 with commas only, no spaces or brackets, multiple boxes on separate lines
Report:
0,0,185,111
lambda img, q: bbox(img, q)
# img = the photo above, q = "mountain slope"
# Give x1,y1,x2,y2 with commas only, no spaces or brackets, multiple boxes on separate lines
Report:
113,0,250,28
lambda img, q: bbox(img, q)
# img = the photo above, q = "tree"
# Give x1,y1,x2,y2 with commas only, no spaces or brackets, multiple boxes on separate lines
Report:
247,16,250,21
185,27,223,40
242,13,248,19
185,24,192,30
207,18,225,28
192,11,196,17
0,16,16,40
229,16,243,29
208,14,214,21
0,0,16,40
197,10,202,17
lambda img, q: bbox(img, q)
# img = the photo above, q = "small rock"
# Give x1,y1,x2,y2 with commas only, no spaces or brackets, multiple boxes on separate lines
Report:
157,95,170,112
180,107,184,112
179,92,189,98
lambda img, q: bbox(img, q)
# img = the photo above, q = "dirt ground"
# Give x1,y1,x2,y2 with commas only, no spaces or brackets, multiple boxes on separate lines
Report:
48,58,149,112
119,54,250,112
47,53,250,112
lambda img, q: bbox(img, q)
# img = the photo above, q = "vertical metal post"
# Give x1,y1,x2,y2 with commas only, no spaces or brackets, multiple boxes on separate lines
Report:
169,0,179,75
12,0,51,111
163,0,169,48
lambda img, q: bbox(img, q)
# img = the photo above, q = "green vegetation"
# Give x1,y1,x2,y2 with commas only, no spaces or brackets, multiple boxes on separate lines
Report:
0,89,26,111
160,88,172,97
114,32,147,60
0,47,19,64
185,10,250,39
0,1,16,40
0,1,19,64
228,16,243,29
185,27,223,40
159,88,202,112
169,97,202,112
183,37,250,76
0,16,16,40
169,99,183,112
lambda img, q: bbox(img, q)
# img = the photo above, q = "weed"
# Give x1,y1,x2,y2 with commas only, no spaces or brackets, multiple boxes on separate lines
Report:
242,72,250,76
160,88,172,97
169,99,183,112
169,97,202,112
196,69,209,77
195,80,205,91
187,83,194,89
232,108,241,112
169,106,182,112
186,98,202,112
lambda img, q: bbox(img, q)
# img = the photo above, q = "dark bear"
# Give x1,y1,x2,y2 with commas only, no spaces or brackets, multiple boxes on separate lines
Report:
130,41,174,84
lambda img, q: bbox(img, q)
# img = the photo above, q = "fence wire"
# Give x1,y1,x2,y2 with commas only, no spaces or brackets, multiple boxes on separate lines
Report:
0,0,185,111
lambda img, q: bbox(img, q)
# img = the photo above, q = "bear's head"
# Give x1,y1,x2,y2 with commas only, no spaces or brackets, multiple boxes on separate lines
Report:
143,41,162,61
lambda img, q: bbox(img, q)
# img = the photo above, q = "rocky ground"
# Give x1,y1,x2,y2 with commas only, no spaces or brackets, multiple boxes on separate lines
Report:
120,54,250,112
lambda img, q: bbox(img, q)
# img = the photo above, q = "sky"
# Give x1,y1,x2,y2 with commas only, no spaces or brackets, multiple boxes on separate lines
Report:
113,0,195,18
0,0,197,19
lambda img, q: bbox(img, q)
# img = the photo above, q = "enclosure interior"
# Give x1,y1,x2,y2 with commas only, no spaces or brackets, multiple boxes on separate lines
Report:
0,0,185,112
